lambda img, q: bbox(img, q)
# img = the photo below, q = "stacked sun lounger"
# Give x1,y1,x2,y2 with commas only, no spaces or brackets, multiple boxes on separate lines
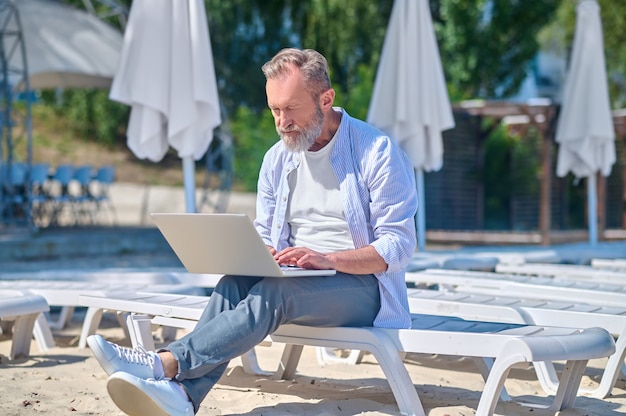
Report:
591,258,626,270
406,268,626,306
495,262,626,284
405,269,626,398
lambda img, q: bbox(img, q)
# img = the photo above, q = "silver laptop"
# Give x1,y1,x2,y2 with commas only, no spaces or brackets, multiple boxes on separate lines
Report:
151,213,336,278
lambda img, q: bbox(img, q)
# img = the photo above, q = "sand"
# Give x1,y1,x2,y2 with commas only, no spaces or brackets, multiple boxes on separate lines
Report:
1,313,625,416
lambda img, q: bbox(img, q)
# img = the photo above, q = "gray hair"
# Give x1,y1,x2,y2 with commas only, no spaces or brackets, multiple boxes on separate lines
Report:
262,48,331,98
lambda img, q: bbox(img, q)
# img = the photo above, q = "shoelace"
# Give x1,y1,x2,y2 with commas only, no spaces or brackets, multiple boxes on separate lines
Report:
111,343,155,368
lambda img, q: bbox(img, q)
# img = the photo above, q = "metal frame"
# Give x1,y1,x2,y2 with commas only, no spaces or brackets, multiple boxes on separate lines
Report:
0,0,33,227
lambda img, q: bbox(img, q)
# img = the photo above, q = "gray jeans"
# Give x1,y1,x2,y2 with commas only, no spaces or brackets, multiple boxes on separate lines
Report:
166,273,380,412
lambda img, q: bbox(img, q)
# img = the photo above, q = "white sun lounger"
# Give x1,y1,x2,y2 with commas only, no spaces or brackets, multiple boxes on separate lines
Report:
591,258,626,270
406,269,626,307
77,291,615,416
405,269,626,397
77,291,272,377
495,262,626,284
406,288,626,399
0,271,186,329
0,291,50,359
0,279,204,350
0,271,222,330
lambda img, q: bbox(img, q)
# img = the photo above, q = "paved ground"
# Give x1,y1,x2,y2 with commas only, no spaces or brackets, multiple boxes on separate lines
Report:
108,183,257,226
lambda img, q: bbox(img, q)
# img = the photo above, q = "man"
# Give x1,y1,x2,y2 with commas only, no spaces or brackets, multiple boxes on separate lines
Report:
87,47,417,416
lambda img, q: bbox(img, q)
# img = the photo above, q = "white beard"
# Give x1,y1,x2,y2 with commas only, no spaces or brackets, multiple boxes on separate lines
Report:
278,107,324,152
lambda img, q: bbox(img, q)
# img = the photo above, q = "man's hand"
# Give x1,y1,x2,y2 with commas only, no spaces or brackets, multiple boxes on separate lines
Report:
274,247,331,270
275,245,387,275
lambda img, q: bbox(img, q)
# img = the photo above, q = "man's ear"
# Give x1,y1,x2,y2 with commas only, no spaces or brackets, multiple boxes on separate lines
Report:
320,88,335,110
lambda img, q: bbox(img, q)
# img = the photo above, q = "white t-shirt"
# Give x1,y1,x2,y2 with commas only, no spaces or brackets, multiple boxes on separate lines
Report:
286,136,355,253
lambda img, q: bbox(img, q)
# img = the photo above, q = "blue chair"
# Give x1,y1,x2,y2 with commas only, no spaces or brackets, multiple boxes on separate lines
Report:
72,165,97,224
48,164,76,226
91,166,117,224
29,163,51,227
1,162,28,223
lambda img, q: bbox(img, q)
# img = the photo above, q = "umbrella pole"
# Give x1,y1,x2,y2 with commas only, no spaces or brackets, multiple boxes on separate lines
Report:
182,156,197,213
587,173,598,245
416,168,426,251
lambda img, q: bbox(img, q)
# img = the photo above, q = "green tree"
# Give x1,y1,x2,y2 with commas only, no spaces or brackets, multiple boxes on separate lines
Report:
40,89,129,147
49,0,565,193
205,1,392,190
433,0,560,100
229,106,276,191
205,0,392,116
540,0,626,108
287,1,392,104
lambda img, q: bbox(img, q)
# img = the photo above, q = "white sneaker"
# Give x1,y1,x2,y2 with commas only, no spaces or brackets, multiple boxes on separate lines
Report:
87,334,160,379
107,372,194,416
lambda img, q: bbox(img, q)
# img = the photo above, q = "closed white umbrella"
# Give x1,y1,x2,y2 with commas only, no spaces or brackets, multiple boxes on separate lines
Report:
555,0,615,245
367,0,454,251
109,0,221,213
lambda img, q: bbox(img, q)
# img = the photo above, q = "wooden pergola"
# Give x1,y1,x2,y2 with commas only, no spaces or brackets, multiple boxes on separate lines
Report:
447,100,626,246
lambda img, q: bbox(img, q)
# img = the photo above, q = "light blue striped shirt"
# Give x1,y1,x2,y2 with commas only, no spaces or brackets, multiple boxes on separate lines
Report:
254,108,417,328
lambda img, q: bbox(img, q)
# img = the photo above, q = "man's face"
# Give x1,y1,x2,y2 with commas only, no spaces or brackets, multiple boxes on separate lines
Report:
266,69,324,152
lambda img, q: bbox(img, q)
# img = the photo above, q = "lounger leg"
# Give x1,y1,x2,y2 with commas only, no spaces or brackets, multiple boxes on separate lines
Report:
363,330,426,416
274,344,304,380
475,353,518,416
115,312,131,341
161,326,178,342
472,357,511,401
581,332,626,398
270,327,426,416
316,348,365,365
546,359,587,411
347,349,366,364
78,307,104,348
317,347,340,364
477,355,588,415
240,349,273,376
9,313,39,359
126,314,156,350
529,360,560,395
48,306,75,330
33,313,56,351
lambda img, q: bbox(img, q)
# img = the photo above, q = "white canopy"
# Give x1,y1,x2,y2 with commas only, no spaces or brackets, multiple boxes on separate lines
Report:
5,0,123,90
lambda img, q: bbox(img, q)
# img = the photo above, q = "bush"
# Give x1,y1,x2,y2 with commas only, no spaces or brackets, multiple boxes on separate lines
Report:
40,88,128,147
230,107,277,191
